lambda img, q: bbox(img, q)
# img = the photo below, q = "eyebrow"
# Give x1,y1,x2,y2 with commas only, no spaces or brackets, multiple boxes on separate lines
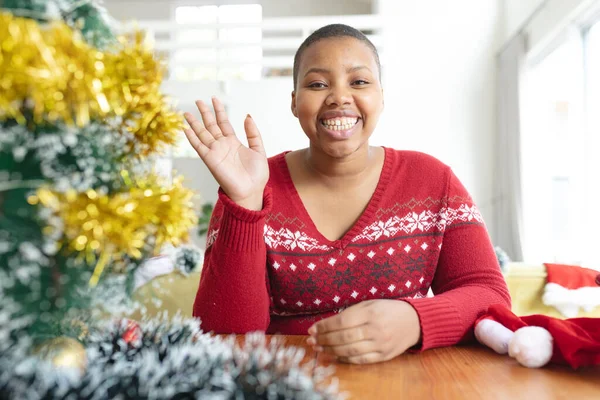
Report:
303,65,371,77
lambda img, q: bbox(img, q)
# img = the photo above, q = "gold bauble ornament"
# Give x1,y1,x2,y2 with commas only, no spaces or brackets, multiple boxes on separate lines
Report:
33,337,87,374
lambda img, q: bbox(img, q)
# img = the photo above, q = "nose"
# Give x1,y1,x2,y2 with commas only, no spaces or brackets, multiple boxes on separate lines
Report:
325,85,352,106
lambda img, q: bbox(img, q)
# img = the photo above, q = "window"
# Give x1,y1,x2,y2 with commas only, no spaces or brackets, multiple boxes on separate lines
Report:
173,4,262,81
522,24,600,267
583,22,600,266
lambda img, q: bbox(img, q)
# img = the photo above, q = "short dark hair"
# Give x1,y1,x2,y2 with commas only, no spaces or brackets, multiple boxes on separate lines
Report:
292,24,381,89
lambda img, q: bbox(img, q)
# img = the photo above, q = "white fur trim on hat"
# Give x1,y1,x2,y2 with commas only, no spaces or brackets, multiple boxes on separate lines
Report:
542,282,600,318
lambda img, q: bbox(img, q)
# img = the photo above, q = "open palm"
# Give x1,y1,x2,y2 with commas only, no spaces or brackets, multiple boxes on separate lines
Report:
183,98,269,209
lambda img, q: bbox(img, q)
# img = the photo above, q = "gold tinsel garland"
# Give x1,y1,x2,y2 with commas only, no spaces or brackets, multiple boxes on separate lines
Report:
28,175,198,286
0,12,181,156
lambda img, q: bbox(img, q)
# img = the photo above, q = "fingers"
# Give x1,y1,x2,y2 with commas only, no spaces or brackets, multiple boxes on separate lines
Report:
308,305,370,336
185,97,265,157
183,112,216,148
312,324,370,346
244,114,266,157
320,340,377,358
306,325,380,364
212,97,235,137
183,127,209,158
195,99,223,139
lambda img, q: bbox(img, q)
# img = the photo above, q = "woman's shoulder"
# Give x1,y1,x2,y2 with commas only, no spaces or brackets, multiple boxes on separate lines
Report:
267,151,290,174
266,151,293,189
267,151,288,164
380,149,455,204
385,148,451,174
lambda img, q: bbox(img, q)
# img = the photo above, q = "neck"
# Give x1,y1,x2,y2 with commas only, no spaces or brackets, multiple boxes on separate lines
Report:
303,144,377,183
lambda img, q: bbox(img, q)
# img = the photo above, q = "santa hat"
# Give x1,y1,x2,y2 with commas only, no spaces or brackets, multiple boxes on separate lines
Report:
477,304,600,369
542,263,600,318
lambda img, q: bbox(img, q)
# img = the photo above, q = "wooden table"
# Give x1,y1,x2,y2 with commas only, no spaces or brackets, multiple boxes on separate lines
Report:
272,335,600,400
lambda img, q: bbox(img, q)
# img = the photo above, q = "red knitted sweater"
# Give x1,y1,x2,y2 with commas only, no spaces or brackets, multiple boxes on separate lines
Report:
193,148,511,351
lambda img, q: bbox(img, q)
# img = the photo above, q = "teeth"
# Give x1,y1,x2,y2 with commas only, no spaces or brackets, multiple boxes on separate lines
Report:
322,117,359,130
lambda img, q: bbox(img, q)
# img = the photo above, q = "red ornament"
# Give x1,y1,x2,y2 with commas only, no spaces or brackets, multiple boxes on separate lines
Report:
121,320,142,345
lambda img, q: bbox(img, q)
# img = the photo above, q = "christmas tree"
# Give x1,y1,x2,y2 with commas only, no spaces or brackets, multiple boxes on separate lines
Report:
0,1,339,398
0,0,195,342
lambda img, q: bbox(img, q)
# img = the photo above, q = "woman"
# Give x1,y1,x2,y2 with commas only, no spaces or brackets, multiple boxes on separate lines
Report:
183,24,510,364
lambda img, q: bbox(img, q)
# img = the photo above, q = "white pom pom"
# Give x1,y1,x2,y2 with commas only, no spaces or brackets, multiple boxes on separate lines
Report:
475,319,514,354
508,326,553,368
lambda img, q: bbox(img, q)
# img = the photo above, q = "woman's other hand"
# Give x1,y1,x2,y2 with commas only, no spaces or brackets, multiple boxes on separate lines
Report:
307,300,421,364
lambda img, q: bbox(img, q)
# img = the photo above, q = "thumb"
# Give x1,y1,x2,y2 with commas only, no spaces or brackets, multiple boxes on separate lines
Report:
244,114,266,157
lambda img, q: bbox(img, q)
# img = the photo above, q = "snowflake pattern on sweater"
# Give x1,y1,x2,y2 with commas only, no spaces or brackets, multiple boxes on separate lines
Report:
258,197,482,317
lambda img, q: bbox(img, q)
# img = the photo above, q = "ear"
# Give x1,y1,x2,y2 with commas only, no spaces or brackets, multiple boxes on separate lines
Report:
291,91,298,118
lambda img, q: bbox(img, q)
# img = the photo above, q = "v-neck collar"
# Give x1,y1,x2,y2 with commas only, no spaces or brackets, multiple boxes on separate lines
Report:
277,147,394,249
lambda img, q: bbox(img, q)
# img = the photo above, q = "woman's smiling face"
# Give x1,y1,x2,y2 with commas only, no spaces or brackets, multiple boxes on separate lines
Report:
292,36,384,158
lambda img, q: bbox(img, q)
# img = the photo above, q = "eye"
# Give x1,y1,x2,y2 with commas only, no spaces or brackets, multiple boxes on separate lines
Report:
307,82,327,89
352,79,369,86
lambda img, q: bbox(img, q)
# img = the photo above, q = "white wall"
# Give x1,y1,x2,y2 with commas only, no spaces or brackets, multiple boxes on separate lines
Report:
103,0,372,21
376,0,503,238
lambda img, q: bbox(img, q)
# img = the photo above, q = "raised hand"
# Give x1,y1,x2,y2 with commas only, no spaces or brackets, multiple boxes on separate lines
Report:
307,300,421,364
183,97,269,211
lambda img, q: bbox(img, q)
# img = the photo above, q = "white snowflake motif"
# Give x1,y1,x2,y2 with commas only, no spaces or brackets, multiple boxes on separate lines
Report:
263,225,275,248
421,243,428,251
386,247,395,256
437,209,449,230
351,291,359,299
369,287,377,295
405,280,412,288
347,253,356,261
351,203,484,243
369,218,397,240
328,258,336,266
280,299,287,304
289,264,297,271
263,225,331,251
459,204,483,223
273,262,280,270
307,263,316,271
404,245,411,253
388,284,396,292
284,230,310,250
333,295,340,303
296,301,303,307
441,204,484,228
314,299,322,305
367,250,376,258
405,211,430,233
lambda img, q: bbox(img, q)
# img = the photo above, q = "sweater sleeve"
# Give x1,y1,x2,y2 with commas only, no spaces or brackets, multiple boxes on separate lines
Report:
402,170,511,351
192,186,272,333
